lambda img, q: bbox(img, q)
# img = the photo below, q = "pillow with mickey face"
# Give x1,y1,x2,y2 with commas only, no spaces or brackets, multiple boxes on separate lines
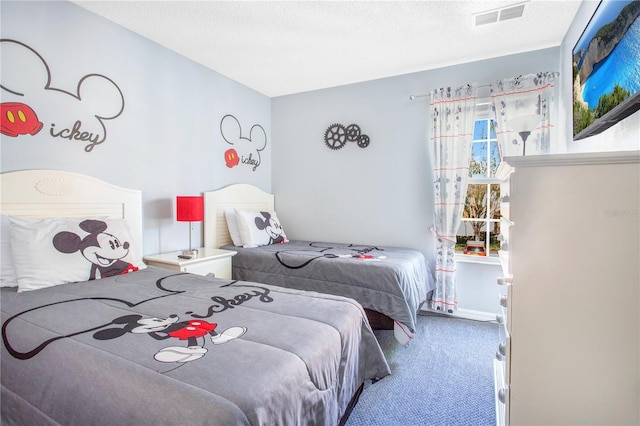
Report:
235,210,289,248
9,217,146,292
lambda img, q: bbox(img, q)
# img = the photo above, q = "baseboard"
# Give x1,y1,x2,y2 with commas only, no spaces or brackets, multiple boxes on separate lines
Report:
420,307,497,322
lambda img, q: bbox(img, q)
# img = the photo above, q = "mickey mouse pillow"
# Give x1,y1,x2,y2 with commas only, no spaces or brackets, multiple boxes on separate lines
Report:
9,217,145,292
235,210,289,248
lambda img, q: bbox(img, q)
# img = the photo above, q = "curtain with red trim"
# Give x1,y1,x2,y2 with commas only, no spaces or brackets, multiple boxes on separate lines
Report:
429,84,477,313
491,72,557,157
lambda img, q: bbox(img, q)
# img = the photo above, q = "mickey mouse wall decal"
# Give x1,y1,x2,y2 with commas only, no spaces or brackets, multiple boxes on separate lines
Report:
0,39,124,153
324,123,370,150
220,114,267,171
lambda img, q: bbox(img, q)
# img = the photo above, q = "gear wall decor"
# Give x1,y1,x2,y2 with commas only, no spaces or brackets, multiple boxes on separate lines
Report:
324,123,370,150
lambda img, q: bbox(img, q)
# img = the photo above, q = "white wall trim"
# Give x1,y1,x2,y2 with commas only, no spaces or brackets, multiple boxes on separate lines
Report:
420,306,497,322
454,253,501,266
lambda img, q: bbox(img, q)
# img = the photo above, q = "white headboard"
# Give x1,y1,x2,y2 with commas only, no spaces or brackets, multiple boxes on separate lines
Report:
0,169,143,259
204,184,274,248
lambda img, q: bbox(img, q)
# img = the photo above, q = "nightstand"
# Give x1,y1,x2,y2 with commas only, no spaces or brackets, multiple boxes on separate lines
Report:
144,248,236,279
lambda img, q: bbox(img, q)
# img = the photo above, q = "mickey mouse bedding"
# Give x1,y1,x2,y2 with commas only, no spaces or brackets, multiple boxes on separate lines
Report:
222,209,434,345
225,240,433,345
1,266,390,425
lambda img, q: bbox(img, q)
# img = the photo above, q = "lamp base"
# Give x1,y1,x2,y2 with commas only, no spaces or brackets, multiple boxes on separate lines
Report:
182,249,199,256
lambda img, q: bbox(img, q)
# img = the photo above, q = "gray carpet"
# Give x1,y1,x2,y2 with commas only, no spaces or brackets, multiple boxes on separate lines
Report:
346,313,499,426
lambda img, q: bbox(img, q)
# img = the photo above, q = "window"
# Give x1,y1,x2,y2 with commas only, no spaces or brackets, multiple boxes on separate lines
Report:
456,119,502,257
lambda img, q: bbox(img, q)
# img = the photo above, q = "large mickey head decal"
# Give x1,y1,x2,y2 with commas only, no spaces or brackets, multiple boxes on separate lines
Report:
0,39,124,152
220,114,267,171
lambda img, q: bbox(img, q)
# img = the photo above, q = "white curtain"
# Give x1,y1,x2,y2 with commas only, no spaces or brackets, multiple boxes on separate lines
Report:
429,84,477,313
491,72,557,157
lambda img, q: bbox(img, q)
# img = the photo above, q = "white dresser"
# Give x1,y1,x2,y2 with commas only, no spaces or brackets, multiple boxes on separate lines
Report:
493,151,640,426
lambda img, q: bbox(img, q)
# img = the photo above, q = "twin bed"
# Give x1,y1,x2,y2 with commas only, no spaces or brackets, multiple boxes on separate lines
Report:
203,184,433,344
0,170,392,425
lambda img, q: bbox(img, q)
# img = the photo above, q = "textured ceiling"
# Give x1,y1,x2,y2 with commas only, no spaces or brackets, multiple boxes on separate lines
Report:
73,0,584,97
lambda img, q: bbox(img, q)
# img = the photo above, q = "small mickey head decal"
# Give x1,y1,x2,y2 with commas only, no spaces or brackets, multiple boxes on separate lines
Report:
220,114,267,171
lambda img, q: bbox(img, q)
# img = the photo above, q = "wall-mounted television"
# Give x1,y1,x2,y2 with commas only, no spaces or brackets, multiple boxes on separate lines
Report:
573,0,640,140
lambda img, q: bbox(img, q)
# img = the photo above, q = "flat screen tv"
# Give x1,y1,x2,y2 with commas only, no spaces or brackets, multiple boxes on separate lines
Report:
573,0,640,140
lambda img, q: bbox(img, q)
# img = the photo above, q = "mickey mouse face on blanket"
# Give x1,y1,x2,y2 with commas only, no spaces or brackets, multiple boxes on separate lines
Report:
93,313,247,364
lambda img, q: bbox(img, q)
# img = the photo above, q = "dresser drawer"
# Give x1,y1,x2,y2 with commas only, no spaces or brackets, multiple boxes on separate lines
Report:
494,358,509,426
494,328,511,426
498,249,511,277
498,217,513,247
496,277,512,333
500,194,511,220
182,259,230,278
496,333,510,374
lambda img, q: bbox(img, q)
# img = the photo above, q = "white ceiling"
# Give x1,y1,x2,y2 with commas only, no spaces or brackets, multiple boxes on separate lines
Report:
72,0,584,97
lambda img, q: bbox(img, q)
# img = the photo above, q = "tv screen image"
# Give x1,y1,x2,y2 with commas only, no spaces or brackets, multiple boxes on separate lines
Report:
573,0,640,140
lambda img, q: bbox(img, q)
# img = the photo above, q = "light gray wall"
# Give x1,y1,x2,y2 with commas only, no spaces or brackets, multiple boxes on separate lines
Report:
271,48,559,315
1,1,272,256
272,48,560,275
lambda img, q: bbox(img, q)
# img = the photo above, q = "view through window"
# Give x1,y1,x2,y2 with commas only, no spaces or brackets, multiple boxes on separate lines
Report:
456,119,501,257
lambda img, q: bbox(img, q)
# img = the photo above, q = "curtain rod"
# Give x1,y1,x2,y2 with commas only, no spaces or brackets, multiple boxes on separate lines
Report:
409,84,490,100
409,71,560,100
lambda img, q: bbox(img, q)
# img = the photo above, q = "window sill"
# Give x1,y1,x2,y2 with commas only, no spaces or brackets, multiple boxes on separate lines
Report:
455,253,501,266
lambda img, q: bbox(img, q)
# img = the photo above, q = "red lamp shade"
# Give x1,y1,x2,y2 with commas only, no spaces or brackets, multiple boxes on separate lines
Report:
176,196,204,222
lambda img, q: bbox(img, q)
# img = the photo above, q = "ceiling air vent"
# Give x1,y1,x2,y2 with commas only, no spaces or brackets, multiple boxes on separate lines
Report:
475,11,499,26
474,2,526,26
499,4,525,21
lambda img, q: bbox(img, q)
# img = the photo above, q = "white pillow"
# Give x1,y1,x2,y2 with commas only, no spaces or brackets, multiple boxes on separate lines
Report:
235,209,288,248
224,210,243,246
9,216,146,292
1,214,18,287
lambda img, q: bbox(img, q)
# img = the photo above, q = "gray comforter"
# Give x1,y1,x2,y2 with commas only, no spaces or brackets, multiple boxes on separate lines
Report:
1,267,390,426
223,240,434,334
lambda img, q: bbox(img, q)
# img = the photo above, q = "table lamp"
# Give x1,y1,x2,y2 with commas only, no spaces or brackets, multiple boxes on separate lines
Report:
176,195,204,256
